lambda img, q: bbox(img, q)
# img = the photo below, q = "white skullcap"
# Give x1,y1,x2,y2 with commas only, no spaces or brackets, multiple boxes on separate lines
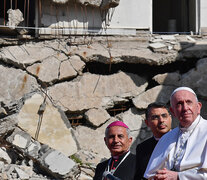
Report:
170,87,198,102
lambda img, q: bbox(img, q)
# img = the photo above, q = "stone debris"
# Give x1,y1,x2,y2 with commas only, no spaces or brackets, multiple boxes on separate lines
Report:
0,107,7,117
132,85,175,109
100,0,120,9
17,93,78,156
187,35,196,42
7,9,24,29
1,127,80,179
152,72,181,85
148,42,167,53
52,0,69,4
1,33,207,179
43,150,75,176
161,35,176,41
0,147,12,164
48,71,148,112
85,108,110,127
14,167,30,179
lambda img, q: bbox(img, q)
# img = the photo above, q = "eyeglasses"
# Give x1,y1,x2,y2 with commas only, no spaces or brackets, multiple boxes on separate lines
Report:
150,113,170,121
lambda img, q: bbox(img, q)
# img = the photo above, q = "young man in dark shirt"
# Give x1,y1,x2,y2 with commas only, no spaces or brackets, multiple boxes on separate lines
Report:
135,102,172,180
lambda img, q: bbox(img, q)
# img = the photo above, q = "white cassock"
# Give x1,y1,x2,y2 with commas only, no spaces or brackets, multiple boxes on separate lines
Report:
144,115,207,180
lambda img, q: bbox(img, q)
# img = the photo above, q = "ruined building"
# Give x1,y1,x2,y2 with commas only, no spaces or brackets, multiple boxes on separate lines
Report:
0,0,207,179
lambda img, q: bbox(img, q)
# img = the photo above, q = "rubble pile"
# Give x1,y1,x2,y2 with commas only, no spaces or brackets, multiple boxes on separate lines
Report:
0,33,207,179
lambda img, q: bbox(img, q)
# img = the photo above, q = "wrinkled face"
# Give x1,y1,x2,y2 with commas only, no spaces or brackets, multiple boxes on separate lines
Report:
145,107,172,138
104,126,132,156
170,90,202,128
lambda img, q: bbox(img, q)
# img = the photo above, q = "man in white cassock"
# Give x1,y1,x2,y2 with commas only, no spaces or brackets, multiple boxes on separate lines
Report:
144,87,207,180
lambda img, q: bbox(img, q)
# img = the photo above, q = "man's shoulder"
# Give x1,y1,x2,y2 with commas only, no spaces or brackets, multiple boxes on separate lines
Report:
137,137,156,148
128,152,136,159
97,158,110,166
96,158,109,168
141,137,156,144
195,116,207,134
94,159,110,180
160,127,179,140
200,117,207,124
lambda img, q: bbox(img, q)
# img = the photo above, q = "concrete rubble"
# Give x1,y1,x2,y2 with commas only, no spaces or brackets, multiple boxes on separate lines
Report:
0,32,207,179
7,9,24,29
52,0,120,9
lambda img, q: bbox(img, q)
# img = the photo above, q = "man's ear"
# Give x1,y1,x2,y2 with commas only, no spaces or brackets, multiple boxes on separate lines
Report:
104,137,107,146
129,137,133,145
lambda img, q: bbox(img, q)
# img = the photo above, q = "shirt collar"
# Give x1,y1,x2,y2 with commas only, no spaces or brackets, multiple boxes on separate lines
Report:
154,136,160,141
180,115,200,132
112,151,129,160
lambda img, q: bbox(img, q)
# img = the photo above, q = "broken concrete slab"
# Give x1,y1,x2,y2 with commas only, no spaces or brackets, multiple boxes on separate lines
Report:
26,140,41,158
74,40,178,65
161,35,176,41
69,55,86,74
4,127,79,179
52,0,69,3
186,35,196,42
48,71,148,112
132,85,176,109
0,107,7,118
0,43,55,68
148,42,168,53
0,115,17,136
26,56,60,83
0,147,12,164
13,132,31,149
85,108,110,127
100,0,120,9
43,150,76,176
76,0,102,7
59,60,78,80
0,65,38,106
14,167,30,179
7,9,24,29
6,129,40,158
17,93,78,156
152,72,181,85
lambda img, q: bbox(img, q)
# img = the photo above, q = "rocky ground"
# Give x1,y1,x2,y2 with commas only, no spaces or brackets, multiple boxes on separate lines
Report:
0,32,207,179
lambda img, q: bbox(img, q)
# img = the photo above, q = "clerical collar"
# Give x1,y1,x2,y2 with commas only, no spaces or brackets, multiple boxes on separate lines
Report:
107,151,130,175
180,115,200,132
153,136,160,141
112,151,128,160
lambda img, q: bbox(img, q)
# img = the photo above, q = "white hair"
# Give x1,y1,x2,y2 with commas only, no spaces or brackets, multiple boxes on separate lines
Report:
105,127,131,138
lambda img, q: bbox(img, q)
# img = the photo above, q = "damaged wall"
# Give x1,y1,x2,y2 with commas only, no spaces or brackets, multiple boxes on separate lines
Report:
52,0,120,9
39,0,151,35
1,33,207,179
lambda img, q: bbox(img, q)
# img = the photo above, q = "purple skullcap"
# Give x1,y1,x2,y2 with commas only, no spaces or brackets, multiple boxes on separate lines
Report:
107,121,129,129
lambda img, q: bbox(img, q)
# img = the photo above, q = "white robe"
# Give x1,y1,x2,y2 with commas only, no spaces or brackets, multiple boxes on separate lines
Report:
144,115,207,180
